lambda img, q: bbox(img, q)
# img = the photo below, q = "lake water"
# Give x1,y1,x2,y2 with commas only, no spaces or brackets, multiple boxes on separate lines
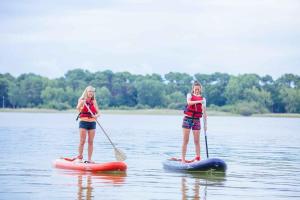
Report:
0,112,299,200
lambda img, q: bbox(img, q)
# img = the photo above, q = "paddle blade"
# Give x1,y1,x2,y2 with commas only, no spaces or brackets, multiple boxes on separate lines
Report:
114,148,127,161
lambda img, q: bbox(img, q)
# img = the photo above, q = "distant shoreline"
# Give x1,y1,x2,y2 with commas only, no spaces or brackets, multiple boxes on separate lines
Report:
1,108,300,118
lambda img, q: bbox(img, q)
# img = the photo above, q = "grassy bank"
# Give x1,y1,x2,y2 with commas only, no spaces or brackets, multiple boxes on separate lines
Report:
252,113,300,118
0,108,74,113
0,108,182,115
1,108,300,118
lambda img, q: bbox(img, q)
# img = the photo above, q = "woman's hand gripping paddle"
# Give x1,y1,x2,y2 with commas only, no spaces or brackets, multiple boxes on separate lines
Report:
83,102,127,161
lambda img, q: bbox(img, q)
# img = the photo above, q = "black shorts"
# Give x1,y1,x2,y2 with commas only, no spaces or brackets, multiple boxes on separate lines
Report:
79,121,96,130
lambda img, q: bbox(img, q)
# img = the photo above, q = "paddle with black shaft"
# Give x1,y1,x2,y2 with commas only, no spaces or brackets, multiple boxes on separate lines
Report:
84,101,127,161
203,115,209,158
204,130,209,158
198,97,209,159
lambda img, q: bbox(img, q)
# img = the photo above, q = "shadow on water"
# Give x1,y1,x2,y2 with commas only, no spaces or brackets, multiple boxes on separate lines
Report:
54,170,127,200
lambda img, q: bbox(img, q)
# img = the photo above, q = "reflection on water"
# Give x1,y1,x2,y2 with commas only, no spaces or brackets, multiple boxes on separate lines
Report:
55,170,127,200
181,177,202,200
181,172,226,200
77,175,93,200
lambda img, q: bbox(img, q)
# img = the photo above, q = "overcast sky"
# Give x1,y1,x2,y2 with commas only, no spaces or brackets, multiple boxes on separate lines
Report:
0,0,299,79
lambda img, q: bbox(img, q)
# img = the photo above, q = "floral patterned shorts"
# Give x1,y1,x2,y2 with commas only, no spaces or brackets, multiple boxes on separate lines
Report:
182,116,201,130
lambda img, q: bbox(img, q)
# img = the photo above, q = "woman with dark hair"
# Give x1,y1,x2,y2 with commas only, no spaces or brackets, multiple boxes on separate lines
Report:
181,81,207,163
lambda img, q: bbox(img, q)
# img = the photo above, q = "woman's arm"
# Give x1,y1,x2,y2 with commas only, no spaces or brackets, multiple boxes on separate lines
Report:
76,98,85,111
187,99,203,106
186,94,205,105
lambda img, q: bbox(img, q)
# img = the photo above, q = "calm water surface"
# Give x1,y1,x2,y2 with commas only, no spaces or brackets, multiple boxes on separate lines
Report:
0,112,299,200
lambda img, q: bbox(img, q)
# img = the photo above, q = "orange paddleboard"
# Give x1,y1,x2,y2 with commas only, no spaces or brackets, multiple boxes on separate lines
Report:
53,158,127,172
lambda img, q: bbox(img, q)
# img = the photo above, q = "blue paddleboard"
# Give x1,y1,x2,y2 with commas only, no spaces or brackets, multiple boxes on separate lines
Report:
163,158,227,172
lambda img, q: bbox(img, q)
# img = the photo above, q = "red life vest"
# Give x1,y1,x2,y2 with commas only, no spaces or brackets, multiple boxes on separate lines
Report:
184,95,203,118
79,99,97,118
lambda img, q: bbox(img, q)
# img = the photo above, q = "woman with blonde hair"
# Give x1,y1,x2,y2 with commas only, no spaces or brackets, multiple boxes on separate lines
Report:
181,81,207,163
75,86,100,163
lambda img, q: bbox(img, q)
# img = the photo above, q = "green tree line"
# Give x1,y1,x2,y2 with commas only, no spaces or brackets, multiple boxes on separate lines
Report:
0,69,299,115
